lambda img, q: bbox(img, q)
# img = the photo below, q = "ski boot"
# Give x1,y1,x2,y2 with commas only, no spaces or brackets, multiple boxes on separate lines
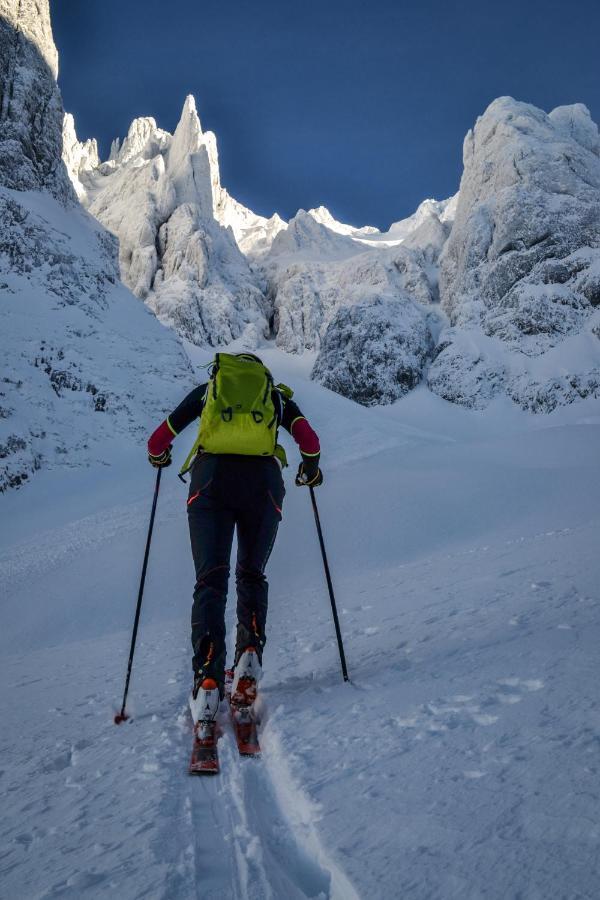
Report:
231,621,265,707
231,647,263,707
189,674,220,725
189,637,223,725
189,674,220,775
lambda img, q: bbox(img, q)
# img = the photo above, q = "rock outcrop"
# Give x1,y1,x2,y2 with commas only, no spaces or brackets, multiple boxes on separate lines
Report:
0,0,74,199
69,97,270,347
312,297,435,406
430,97,600,411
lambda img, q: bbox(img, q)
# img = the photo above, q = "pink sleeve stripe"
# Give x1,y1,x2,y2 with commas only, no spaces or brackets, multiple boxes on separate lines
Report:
148,420,174,456
291,417,320,455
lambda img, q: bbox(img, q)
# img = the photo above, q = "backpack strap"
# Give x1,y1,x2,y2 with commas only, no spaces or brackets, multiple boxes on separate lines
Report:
178,384,209,479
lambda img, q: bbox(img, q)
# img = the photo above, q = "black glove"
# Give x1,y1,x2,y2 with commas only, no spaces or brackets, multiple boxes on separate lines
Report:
295,453,323,487
148,447,172,468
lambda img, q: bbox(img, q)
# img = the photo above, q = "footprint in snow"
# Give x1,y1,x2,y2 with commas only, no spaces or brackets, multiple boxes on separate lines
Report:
394,679,544,741
41,751,73,774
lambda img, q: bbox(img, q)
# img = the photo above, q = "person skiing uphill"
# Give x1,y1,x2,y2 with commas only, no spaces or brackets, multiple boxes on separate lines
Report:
146,353,322,726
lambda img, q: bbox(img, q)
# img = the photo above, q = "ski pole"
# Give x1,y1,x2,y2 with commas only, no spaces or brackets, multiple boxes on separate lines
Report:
309,486,349,682
114,467,162,724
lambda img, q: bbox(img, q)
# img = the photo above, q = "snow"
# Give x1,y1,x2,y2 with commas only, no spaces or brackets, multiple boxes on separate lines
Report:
0,1,192,493
2,346,600,898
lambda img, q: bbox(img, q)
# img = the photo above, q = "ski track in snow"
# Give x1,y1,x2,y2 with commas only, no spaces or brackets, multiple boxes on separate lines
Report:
0,627,358,899
152,692,355,900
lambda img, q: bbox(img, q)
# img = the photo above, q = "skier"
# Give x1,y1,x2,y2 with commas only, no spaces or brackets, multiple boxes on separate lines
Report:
147,353,322,727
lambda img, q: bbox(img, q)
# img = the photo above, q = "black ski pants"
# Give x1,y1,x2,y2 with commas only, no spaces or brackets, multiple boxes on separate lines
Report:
186,453,285,682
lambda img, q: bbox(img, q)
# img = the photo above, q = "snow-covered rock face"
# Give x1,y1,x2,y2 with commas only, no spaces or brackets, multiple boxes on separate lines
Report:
312,297,435,406
218,196,286,257
431,97,600,411
61,77,600,416
0,0,74,200
268,209,361,261
265,207,446,355
148,202,269,347
109,116,170,168
1,190,192,492
62,113,99,202
67,89,454,372
272,245,437,354
69,97,270,347
388,196,457,242
0,3,191,491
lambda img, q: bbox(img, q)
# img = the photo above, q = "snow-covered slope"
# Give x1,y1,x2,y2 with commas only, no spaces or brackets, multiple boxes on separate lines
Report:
69,97,270,347
2,348,599,898
430,98,600,411
0,0,191,492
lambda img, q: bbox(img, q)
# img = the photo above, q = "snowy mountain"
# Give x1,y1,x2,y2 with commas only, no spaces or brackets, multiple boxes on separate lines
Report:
388,196,457,242
263,203,450,365
65,86,600,414
68,104,454,372
0,0,190,492
258,203,451,403
429,97,600,411
67,97,271,348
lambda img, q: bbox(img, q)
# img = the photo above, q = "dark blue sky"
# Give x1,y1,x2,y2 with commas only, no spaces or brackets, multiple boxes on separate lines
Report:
52,0,600,230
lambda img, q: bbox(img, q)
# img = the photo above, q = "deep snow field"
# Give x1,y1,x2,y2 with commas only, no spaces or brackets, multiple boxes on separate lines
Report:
1,348,599,900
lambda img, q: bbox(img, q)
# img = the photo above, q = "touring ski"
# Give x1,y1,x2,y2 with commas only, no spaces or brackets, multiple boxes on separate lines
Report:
189,719,220,775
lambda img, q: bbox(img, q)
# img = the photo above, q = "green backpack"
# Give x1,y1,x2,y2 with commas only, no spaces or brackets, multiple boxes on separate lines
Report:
180,353,292,473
